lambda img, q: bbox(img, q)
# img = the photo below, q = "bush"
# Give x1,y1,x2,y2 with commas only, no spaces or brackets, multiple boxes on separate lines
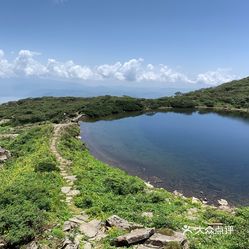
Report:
75,195,93,209
35,160,59,173
0,201,45,247
104,175,144,195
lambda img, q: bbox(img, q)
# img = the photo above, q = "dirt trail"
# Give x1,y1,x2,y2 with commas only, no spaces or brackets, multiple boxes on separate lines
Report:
50,123,80,206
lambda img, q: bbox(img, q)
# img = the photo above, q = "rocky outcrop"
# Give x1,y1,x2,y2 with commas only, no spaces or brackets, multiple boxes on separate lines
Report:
106,215,143,230
79,219,102,238
115,228,155,246
145,232,188,248
107,216,188,248
217,199,234,213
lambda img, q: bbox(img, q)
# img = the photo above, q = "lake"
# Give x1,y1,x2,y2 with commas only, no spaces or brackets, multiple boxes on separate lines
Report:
80,111,249,205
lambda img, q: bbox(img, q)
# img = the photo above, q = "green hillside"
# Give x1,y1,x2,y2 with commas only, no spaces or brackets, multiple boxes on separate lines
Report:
0,77,248,125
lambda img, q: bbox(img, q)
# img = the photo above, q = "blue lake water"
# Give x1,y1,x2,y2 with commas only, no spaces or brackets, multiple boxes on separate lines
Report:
80,111,249,205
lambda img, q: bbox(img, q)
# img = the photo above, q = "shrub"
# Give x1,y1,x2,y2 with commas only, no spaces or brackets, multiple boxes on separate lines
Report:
75,195,93,209
35,160,59,173
0,201,45,247
104,175,144,195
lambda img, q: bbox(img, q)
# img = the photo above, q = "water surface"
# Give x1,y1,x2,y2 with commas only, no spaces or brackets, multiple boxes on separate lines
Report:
80,111,249,205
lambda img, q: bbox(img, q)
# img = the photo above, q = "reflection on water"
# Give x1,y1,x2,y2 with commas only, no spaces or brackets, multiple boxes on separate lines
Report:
80,111,249,205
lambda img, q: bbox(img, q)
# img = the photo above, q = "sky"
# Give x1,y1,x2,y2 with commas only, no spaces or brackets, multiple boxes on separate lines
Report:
0,0,249,101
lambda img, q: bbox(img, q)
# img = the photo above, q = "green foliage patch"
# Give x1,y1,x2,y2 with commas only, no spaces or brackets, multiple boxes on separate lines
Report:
0,125,69,247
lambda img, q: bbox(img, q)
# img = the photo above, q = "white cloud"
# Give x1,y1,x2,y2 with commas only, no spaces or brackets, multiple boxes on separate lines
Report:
14,50,48,76
196,68,237,85
0,49,238,85
0,50,13,78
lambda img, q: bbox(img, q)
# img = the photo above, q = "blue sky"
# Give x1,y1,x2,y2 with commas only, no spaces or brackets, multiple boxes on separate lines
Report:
0,0,249,101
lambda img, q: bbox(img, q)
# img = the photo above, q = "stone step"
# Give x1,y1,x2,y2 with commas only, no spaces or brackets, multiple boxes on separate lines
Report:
61,186,72,194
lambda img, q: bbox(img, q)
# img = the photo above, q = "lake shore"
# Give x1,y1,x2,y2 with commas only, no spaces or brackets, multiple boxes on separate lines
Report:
79,110,249,207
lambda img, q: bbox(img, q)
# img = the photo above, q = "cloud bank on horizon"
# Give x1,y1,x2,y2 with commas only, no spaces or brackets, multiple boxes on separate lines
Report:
0,49,237,86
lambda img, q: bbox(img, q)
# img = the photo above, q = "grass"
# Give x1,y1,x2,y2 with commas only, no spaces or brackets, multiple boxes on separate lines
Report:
0,123,70,248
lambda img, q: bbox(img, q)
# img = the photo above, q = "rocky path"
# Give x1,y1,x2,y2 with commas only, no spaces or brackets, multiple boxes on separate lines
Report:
50,123,80,206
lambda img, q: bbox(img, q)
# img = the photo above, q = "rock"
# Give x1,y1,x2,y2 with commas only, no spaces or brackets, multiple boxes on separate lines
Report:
64,175,77,181
146,232,187,248
115,228,155,246
142,212,154,218
79,219,101,238
134,245,156,249
78,213,89,221
0,239,5,249
66,197,73,203
217,199,234,212
68,189,80,196
26,241,39,249
173,190,183,197
218,199,228,206
61,186,72,194
69,217,86,225
74,234,83,247
63,221,72,231
69,214,89,225
62,239,77,249
191,197,201,204
145,182,154,188
92,228,107,241
83,242,92,249
63,221,77,232
106,215,143,230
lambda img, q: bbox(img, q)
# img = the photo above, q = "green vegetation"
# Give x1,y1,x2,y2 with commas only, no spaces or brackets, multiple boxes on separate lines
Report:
0,124,69,247
0,77,249,248
0,77,249,125
57,124,249,249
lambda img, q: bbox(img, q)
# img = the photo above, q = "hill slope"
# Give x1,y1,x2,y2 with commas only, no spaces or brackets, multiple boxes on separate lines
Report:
0,76,248,125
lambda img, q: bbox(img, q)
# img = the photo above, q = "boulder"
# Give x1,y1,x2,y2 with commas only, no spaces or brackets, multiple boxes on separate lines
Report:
218,199,228,206
173,190,183,197
62,239,77,249
217,199,234,212
78,213,89,221
74,234,83,247
146,232,188,248
79,219,101,238
63,221,77,232
106,215,143,230
69,214,88,224
115,228,155,246
83,242,92,249
26,241,39,249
